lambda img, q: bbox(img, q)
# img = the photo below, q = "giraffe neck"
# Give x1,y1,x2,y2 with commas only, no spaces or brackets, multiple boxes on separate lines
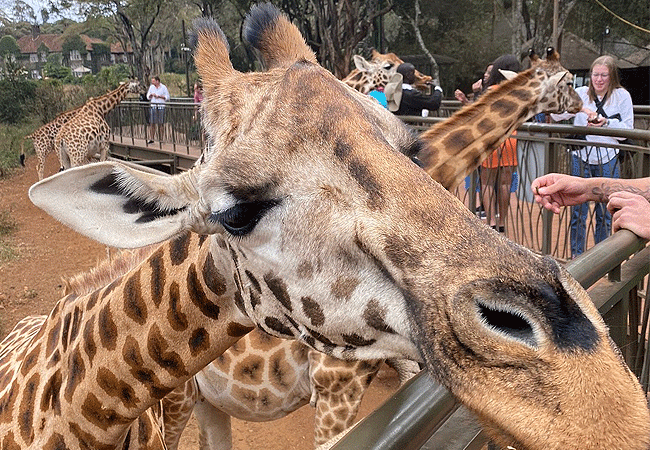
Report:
417,69,542,190
341,70,366,92
1,233,253,448
90,84,129,116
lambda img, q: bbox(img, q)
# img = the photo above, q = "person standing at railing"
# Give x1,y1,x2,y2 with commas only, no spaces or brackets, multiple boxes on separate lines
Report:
550,55,634,257
532,174,650,241
147,75,170,144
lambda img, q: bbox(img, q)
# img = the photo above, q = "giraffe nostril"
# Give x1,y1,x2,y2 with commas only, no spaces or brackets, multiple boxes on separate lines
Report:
477,302,537,348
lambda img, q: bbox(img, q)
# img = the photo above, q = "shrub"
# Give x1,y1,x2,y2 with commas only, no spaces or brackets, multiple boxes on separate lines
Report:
0,73,37,124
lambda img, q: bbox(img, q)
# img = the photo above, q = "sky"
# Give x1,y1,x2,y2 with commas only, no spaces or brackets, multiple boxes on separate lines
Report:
2,0,81,22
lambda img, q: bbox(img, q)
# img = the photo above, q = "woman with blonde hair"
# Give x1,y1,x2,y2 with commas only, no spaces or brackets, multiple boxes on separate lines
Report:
551,55,634,257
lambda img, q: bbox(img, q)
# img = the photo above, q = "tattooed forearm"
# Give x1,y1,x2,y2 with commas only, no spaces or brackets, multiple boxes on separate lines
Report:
592,182,650,202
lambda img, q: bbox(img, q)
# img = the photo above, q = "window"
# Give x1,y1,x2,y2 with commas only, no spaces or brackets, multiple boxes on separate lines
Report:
31,70,40,79
110,54,115,63
30,53,38,63
86,52,91,61
40,52,47,62
70,50,81,61
122,54,127,63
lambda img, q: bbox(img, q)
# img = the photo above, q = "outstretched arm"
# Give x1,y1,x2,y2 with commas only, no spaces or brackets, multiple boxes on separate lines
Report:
531,174,650,214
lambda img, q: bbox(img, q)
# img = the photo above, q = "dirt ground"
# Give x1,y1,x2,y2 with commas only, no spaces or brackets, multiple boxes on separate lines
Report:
0,155,399,449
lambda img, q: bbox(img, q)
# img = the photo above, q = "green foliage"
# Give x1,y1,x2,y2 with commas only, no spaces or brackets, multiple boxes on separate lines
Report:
95,64,133,87
33,80,68,123
0,35,20,57
0,121,34,178
61,34,87,64
0,74,37,125
43,54,74,81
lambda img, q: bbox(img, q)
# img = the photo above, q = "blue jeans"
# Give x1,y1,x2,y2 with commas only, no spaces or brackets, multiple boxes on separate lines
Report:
570,154,620,257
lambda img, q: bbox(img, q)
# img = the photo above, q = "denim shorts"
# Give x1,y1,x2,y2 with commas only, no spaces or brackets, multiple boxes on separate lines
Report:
150,105,165,124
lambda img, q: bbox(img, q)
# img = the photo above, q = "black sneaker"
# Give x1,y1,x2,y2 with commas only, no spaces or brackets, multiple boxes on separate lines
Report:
147,140,154,144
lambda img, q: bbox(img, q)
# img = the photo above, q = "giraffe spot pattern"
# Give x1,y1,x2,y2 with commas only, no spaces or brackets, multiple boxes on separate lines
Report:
188,264,220,320
203,252,228,296
70,306,82,345
18,372,40,443
124,270,147,325
98,303,118,350
20,342,41,377
167,282,189,331
147,324,189,378
97,366,139,408
64,347,85,402
2,432,20,450
40,370,62,415
296,261,314,279
234,354,266,384
490,98,518,117
61,312,72,353
149,248,166,307
264,273,293,312
46,315,62,358
442,128,476,151
86,289,100,310
0,384,18,425
137,414,153,446
383,233,425,270
476,117,497,134
122,336,173,399
43,433,67,450
341,333,376,347
363,299,396,334
170,232,191,266
301,296,325,327
81,392,132,431
231,385,283,412
189,327,211,356
330,276,359,300
82,316,97,366
227,322,254,338
509,88,534,101
264,317,295,337
269,349,297,390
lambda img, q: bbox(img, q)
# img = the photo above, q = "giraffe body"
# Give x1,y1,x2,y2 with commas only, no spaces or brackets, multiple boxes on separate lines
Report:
20,106,83,180
54,81,140,170
7,5,650,450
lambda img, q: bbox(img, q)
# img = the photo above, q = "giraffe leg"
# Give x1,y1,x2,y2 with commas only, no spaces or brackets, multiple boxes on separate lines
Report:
58,141,71,170
98,139,109,162
162,379,199,450
194,394,233,450
36,152,45,181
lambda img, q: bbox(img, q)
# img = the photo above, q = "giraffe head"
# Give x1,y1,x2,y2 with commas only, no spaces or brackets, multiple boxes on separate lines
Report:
342,50,432,93
29,5,649,449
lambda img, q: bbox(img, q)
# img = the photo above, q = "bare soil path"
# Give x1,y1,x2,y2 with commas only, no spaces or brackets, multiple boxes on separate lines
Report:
0,156,398,449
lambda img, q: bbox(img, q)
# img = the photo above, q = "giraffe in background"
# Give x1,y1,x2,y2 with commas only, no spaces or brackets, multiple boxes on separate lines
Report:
5,5,649,450
54,80,140,169
20,105,84,180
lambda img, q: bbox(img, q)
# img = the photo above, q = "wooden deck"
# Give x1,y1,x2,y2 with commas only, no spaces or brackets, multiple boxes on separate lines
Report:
109,135,202,173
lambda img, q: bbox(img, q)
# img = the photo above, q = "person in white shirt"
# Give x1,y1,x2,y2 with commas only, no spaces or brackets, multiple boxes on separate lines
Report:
550,55,634,257
146,76,170,144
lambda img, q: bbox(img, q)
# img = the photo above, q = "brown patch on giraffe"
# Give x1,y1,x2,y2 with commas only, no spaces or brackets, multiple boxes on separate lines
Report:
137,414,152,446
18,372,40,443
81,392,132,431
264,273,293,311
61,312,72,353
442,128,476,151
509,89,534,101
235,354,266,384
70,306,82,344
98,303,118,350
20,342,41,377
147,323,189,378
264,317,295,337
203,252,228,296
198,234,208,247
82,316,97,366
363,299,396,334
167,281,189,331
100,277,121,302
383,233,425,270
97,366,139,408
69,421,115,450
42,433,68,450
46,314,62,358
268,349,298,390
0,384,18,424
331,276,359,300
40,370,62,414
170,232,191,265
227,322,254,338
232,385,283,412
2,431,21,450
476,117,497,134
188,263,221,320
490,98,518,117
296,260,314,279
189,327,211,356
64,347,85,402
149,247,166,307
341,333,376,347
124,269,147,325
122,336,173,399
47,350,60,370
301,296,325,327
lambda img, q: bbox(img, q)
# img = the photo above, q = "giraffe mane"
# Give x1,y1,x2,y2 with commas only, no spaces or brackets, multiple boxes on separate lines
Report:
62,246,156,296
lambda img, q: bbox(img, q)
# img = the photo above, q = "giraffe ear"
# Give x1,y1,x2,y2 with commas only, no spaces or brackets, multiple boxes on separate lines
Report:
353,55,372,72
28,162,205,248
548,71,568,85
499,69,518,80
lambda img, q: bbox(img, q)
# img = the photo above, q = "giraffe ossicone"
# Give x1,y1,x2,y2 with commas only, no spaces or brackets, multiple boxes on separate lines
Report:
6,4,649,450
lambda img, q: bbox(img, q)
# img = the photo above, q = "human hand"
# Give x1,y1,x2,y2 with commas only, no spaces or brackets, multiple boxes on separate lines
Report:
587,115,607,127
471,79,482,92
454,89,468,104
531,173,592,213
607,192,650,240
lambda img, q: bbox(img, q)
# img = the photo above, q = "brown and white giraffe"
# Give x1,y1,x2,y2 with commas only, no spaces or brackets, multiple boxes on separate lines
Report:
413,48,581,191
61,245,417,450
6,5,650,450
55,80,140,170
19,105,84,180
342,49,432,93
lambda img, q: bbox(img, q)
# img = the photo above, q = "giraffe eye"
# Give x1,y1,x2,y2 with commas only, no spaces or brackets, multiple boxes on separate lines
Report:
210,200,280,236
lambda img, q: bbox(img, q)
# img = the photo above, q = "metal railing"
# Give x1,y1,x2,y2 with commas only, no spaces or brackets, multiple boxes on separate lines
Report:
332,230,649,450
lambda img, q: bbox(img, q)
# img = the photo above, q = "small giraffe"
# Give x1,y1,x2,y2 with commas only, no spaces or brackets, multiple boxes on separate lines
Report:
55,81,141,170
62,246,417,450
414,48,582,191
13,5,650,450
20,105,84,180
342,49,432,93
